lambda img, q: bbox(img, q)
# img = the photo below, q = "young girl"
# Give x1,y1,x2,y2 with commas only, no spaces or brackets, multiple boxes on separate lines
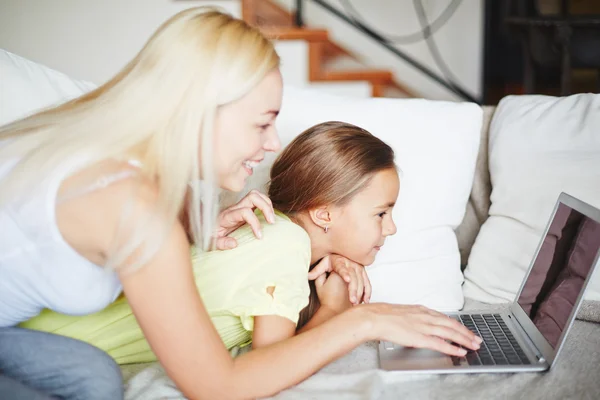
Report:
1,8,479,399
22,121,476,364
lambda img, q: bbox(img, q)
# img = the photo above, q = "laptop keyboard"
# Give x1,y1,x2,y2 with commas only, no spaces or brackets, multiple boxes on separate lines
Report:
455,314,531,366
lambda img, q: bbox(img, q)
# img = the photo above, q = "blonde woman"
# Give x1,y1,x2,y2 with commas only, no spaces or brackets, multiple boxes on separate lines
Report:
0,8,479,400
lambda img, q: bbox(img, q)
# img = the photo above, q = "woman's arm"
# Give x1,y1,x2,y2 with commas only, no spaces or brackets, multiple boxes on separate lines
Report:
70,179,479,400
123,224,478,400
120,220,372,399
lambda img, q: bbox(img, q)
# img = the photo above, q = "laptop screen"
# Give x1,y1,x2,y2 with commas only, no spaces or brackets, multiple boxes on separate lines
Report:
517,201,600,348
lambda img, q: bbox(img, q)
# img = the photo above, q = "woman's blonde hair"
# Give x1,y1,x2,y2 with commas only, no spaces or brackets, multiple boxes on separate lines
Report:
0,7,280,269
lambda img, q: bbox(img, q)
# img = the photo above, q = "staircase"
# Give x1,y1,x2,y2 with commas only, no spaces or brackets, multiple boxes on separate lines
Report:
241,0,414,98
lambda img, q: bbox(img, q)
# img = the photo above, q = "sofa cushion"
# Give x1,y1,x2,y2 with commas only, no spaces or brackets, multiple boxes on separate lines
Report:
0,49,96,126
455,105,495,267
464,94,600,303
233,86,482,311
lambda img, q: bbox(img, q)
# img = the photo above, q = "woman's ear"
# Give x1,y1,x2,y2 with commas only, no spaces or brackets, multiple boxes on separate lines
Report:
308,207,332,231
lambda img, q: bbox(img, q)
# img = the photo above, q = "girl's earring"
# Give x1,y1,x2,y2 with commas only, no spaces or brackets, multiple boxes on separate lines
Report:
324,225,329,233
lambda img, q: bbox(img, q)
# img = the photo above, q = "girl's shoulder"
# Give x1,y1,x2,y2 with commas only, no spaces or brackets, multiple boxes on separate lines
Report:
190,210,311,278
227,210,309,251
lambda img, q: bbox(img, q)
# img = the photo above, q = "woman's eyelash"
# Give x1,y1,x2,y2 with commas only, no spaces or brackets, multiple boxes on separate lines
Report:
377,211,387,218
259,124,270,130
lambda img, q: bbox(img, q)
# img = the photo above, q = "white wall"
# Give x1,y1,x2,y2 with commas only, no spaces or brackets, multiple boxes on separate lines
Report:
0,0,483,100
274,0,484,101
0,0,241,84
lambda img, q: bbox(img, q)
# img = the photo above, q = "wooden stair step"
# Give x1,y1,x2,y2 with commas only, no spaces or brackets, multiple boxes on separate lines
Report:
261,27,348,64
244,1,414,98
319,70,393,84
260,27,329,42
244,0,349,63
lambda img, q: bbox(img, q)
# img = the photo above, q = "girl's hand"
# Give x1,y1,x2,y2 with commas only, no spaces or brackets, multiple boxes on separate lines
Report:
314,271,353,314
308,255,371,305
215,190,275,250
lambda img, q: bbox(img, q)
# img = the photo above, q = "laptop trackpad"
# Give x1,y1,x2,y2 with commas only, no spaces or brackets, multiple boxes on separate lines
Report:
382,347,455,370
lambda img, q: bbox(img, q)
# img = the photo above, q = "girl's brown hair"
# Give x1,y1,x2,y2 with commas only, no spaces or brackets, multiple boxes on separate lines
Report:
268,121,395,329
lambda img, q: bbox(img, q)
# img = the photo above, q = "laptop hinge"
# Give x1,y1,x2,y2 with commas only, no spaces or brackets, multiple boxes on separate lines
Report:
508,313,545,361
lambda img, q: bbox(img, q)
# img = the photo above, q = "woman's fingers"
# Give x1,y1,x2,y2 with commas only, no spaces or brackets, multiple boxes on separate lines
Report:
424,324,480,351
249,191,275,223
414,311,480,349
234,190,274,223
434,315,481,346
225,207,263,240
213,191,275,249
214,236,238,250
254,189,273,207
412,335,468,357
369,303,482,356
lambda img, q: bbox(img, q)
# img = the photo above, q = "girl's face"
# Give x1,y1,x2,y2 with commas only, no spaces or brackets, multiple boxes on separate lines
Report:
213,69,283,192
328,168,400,266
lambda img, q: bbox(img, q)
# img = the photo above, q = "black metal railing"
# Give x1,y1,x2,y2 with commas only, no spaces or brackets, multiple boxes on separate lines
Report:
294,0,481,103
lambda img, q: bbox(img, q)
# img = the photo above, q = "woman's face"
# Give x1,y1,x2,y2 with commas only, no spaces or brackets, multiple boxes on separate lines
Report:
213,69,283,192
329,168,400,266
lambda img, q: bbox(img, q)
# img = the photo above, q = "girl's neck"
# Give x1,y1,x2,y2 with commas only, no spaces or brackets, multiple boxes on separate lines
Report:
289,213,331,264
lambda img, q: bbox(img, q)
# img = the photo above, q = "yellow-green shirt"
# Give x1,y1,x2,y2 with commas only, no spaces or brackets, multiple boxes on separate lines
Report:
20,211,311,364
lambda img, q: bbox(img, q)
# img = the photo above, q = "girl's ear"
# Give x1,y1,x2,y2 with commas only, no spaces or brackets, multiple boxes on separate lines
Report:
308,207,332,231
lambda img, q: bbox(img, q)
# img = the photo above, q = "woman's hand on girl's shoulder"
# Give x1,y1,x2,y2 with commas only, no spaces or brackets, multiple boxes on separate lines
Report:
215,190,275,250
308,255,371,305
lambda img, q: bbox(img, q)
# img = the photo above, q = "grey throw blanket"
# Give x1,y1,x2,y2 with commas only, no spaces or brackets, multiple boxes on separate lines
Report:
576,300,600,323
123,300,600,400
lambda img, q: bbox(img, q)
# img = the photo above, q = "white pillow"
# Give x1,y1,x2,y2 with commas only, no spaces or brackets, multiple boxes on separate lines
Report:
464,94,600,304
241,86,483,311
0,49,96,126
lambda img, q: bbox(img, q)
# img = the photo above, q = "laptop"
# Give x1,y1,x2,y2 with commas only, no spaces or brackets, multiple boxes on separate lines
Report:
379,192,600,373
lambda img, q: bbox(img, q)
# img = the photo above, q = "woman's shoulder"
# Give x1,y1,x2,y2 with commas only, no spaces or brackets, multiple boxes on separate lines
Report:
55,160,162,267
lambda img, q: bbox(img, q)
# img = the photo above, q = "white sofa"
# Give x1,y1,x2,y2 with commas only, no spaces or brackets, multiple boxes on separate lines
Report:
2,49,599,400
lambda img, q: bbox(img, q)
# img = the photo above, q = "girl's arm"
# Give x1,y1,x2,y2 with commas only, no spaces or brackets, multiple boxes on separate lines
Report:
251,286,296,349
308,255,372,304
297,272,352,334
253,263,353,348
